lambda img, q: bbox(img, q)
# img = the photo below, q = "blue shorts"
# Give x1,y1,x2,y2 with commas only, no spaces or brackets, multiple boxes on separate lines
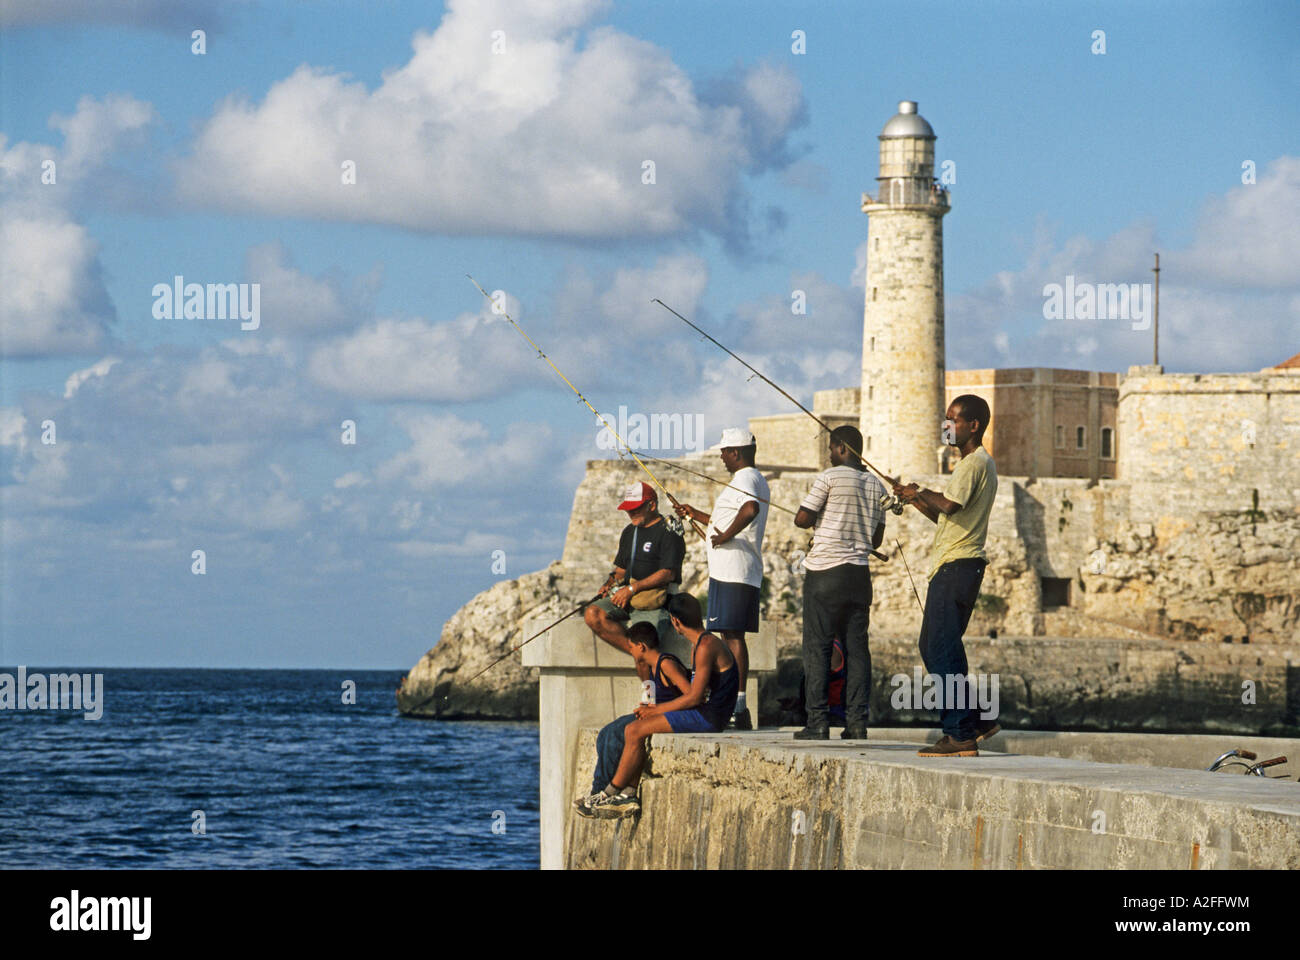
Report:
706,578,760,633
665,708,727,733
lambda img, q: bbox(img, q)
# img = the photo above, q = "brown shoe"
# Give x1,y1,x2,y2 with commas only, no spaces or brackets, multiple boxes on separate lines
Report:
973,719,1001,742
918,735,978,757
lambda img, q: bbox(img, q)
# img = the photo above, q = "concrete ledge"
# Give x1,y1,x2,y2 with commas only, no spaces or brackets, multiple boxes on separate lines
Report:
868,727,1300,773
567,730,1300,869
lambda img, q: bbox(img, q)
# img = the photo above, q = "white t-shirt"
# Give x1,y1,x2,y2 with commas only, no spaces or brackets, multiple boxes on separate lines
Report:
706,466,769,587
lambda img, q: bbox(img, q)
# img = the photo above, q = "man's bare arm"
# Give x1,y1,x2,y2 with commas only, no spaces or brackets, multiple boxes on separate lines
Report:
611,567,673,607
657,657,691,697
713,500,759,544
794,507,817,529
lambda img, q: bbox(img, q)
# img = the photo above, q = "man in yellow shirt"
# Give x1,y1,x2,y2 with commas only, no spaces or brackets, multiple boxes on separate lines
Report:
892,395,999,757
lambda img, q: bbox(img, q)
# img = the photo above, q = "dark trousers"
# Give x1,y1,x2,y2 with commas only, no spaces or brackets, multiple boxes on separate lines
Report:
803,564,872,728
917,558,987,740
592,714,635,794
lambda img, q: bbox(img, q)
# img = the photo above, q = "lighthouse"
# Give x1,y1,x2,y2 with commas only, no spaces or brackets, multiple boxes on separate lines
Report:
860,100,950,480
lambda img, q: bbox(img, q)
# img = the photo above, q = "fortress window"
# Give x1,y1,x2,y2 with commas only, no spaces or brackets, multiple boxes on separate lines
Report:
1055,425,1064,448
1076,426,1086,450
875,237,880,251
872,287,877,302
1101,427,1113,459
868,386,874,400
866,436,872,451
870,336,875,351
1040,577,1071,609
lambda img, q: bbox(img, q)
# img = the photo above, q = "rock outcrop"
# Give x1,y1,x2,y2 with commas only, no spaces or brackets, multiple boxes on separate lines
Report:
397,566,563,720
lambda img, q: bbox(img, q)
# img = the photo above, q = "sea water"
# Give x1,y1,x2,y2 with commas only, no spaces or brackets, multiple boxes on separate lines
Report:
0,669,539,869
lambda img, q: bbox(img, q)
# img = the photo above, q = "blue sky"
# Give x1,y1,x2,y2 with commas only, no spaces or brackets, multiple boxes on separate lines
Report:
2,0,1297,667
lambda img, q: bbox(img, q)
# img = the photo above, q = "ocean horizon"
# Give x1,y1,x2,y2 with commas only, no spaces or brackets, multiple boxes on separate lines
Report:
0,668,540,869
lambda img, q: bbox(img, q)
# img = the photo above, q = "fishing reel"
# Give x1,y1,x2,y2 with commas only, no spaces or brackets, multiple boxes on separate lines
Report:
879,492,905,516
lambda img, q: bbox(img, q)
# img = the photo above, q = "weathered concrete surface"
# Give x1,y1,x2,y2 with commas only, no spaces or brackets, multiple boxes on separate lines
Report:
568,731,1300,869
867,727,1300,773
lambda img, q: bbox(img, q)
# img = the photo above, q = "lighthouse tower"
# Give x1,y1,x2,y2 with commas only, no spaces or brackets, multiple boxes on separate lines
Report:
860,100,950,480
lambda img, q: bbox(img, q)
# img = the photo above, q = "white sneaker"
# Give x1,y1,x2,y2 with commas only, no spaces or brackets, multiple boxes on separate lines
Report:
590,791,640,819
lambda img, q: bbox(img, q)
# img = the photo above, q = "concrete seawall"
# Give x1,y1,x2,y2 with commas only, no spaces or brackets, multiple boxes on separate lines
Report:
567,731,1300,869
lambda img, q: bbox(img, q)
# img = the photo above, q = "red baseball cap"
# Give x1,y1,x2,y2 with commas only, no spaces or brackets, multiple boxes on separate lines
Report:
617,481,657,511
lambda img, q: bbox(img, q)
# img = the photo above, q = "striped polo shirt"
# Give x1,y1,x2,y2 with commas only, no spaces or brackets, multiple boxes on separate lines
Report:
799,465,886,571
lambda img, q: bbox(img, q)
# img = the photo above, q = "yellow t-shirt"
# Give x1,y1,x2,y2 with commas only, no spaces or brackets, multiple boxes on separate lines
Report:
928,446,997,579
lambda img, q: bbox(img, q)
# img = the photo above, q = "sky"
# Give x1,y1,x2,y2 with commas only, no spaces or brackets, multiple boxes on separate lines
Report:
1,0,1297,668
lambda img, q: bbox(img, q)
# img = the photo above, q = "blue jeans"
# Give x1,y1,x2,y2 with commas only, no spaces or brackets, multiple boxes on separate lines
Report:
592,714,635,794
803,564,872,727
917,558,986,741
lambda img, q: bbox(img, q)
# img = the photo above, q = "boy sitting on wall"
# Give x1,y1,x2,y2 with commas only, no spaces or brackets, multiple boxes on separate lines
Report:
576,593,738,819
574,621,690,813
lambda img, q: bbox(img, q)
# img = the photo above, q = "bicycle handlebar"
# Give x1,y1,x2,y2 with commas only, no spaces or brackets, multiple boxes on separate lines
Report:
1255,755,1286,769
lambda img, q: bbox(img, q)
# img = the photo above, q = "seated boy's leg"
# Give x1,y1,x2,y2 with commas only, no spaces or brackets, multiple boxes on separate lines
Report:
592,714,635,794
610,714,672,790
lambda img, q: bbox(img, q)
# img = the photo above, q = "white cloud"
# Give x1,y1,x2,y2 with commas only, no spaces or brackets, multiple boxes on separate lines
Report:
49,95,155,178
309,254,708,402
376,412,555,489
0,95,156,356
1183,156,1300,288
243,241,378,335
945,158,1300,374
307,310,535,401
174,0,805,242
334,471,369,489
0,407,27,456
0,215,113,355
64,355,120,398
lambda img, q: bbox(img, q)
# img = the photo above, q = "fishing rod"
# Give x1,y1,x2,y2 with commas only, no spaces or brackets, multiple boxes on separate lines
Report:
652,298,924,612
631,448,890,563
468,276,707,541
651,298,897,490
403,593,603,712
630,448,797,514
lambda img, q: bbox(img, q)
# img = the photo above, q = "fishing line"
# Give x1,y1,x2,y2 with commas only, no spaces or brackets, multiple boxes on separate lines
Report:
894,538,926,615
651,298,897,489
468,276,707,541
630,448,890,563
402,593,604,712
652,297,925,612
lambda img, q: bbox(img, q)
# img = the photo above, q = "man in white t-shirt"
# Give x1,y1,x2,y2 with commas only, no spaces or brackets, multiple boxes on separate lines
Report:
674,427,769,730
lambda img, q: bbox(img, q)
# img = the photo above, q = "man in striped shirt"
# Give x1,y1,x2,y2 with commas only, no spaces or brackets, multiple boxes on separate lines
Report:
792,425,886,740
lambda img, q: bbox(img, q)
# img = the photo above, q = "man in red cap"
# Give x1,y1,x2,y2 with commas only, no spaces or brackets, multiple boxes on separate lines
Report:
583,481,686,667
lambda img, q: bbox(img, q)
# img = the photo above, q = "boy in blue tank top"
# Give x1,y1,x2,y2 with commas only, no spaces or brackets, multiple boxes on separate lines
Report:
574,621,690,813
577,593,737,820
